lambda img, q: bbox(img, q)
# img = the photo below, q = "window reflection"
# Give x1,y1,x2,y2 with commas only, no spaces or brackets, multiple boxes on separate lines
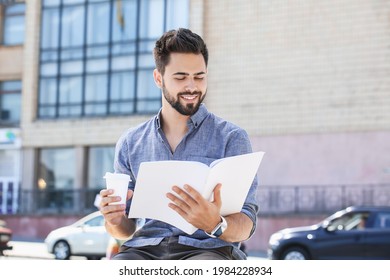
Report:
61,5,85,47
88,146,115,189
0,81,21,125
3,3,25,45
38,148,75,210
327,212,370,231
87,1,110,44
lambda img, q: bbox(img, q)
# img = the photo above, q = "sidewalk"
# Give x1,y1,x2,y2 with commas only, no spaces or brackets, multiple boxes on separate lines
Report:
4,241,54,259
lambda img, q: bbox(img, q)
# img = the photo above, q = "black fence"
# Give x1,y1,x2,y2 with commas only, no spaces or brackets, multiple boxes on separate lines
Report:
258,184,390,216
6,184,390,216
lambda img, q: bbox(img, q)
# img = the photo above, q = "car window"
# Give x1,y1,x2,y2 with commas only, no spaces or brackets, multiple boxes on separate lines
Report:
84,215,104,227
373,212,390,229
327,212,369,231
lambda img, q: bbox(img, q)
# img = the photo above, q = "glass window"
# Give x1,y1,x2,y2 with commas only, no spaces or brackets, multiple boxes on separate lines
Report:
85,74,108,115
87,1,110,45
38,148,75,190
111,0,137,42
61,5,85,48
0,81,22,125
38,0,189,119
139,0,164,39
84,215,104,227
37,148,75,210
373,213,390,229
88,146,115,189
40,8,60,49
110,72,135,114
137,70,160,113
2,3,25,45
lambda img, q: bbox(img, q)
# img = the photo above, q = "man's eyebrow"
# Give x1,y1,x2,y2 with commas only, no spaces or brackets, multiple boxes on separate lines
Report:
172,72,189,76
172,71,206,76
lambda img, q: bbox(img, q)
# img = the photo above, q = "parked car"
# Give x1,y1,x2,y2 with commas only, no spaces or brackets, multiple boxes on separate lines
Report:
45,211,111,260
0,219,13,255
268,206,390,260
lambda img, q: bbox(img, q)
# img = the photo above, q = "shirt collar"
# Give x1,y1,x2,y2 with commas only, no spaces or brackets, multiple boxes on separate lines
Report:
188,103,208,128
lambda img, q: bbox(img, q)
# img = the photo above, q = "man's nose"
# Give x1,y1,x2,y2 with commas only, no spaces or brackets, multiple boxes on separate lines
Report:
185,79,197,92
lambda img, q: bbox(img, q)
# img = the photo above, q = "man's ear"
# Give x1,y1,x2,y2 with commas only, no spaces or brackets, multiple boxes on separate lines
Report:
153,69,163,88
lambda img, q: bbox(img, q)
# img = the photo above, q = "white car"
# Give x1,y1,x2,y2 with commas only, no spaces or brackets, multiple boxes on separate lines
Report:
45,211,111,260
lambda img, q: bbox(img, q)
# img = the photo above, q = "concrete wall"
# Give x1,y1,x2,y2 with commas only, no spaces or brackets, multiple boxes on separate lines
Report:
251,131,390,186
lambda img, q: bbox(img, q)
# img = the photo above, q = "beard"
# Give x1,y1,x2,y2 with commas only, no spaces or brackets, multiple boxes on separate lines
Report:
162,83,206,116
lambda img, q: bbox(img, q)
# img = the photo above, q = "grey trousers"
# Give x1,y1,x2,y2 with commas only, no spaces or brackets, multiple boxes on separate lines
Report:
112,237,241,260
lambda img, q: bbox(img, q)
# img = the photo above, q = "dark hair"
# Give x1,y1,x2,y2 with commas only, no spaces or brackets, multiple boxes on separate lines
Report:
153,28,208,75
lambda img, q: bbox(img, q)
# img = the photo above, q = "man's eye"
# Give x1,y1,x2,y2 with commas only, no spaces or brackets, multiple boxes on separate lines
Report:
175,77,185,80
195,77,204,80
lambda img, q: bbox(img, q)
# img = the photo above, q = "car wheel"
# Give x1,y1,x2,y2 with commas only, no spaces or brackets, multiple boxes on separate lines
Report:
53,240,71,260
281,247,310,260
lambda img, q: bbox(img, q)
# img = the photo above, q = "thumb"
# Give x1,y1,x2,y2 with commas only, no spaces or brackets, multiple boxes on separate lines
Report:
126,189,134,201
212,183,222,209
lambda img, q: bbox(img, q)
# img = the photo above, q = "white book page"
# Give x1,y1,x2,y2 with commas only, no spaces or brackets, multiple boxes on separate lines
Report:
128,160,209,234
204,152,265,216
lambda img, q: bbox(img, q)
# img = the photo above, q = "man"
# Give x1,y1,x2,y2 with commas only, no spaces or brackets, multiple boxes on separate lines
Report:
99,28,259,260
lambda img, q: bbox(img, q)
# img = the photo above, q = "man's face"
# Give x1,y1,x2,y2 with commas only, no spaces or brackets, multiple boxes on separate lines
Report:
155,53,207,116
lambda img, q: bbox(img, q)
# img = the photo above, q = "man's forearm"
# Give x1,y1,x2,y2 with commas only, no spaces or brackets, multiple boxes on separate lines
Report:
220,213,254,243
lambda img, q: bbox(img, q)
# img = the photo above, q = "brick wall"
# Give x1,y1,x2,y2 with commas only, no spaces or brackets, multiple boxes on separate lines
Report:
202,0,390,135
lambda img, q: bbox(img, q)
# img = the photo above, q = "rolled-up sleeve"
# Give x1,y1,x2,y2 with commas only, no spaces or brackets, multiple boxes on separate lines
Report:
225,128,260,238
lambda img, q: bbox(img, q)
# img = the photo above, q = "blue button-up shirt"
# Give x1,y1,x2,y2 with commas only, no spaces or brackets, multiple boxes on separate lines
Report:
114,104,259,259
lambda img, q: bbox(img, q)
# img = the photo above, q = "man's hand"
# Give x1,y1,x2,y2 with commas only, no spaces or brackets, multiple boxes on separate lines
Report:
166,183,222,233
99,189,133,226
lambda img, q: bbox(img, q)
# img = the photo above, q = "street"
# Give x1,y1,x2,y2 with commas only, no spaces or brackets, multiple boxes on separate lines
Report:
0,241,85,260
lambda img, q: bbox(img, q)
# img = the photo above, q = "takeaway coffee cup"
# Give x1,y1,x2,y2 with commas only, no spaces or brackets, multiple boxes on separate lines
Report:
103,172,131,205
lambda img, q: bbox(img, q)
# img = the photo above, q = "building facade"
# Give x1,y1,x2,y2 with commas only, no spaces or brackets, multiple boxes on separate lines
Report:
1,0,390,251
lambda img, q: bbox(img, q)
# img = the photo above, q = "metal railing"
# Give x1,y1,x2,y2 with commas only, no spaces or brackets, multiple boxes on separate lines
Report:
4,184,390,216
257,184,390,215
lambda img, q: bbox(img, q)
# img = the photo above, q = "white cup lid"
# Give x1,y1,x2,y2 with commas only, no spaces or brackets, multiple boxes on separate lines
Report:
103,172,131,181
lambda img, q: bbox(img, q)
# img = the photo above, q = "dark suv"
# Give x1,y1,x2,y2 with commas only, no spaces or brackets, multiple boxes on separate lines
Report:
0,220,13,255
268,206,390,260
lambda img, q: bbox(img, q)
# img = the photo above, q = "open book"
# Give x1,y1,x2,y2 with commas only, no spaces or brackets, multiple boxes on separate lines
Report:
128,151,265,234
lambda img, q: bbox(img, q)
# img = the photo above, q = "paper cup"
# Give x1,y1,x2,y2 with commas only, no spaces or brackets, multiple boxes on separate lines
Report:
103,172,131,205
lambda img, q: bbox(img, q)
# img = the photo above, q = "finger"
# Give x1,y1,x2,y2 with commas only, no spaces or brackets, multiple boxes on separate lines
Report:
100,188,113,197
212,183,222,208
126,189,133,200
100,203,126,215
168,202,187,217
100,194,122,208
183,184,204,202
166,192,190,212
173,185,198,207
